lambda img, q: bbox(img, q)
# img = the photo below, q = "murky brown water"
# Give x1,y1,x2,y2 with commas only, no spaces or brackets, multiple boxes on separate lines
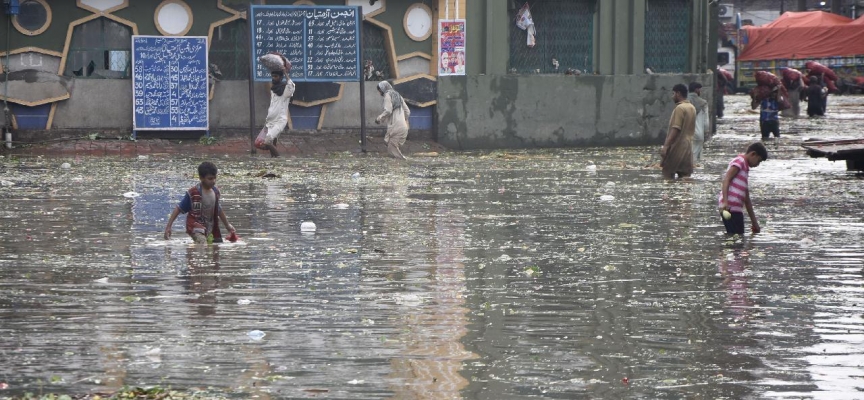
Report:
1,95,863,399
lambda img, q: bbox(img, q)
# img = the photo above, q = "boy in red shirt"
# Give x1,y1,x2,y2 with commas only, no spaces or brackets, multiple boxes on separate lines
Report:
164,162,236,243
718,142,768,235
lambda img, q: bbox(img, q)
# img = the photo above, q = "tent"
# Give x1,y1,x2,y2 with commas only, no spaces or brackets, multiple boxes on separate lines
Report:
739,11,864,61
761,11,851,28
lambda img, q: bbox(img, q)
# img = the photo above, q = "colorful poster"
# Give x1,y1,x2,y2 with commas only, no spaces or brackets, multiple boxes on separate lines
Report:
438,20,466,76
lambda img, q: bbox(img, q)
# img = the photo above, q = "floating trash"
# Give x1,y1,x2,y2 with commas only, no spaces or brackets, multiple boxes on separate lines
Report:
237,299,252,305
394,293,423,306
143,347,161,356
600,195,615,201
122,192,140,198
347,379,365,385
247,330,266,340
93,277,109,284
60,163,71,169
352,172,361,179
606,181,616,186
333,203,349,209
138,155,149,160
300,221,317,232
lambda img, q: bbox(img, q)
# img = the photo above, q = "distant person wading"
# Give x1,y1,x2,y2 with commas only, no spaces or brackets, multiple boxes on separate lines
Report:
660,84,697,179
375,81,411,160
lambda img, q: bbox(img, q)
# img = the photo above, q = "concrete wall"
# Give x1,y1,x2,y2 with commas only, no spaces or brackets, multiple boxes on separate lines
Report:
43,79,409,132
437,74,713,149
53,80,132,129
321,82,393,129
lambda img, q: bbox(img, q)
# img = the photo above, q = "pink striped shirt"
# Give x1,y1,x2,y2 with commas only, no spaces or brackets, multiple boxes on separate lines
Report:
718,155,749,212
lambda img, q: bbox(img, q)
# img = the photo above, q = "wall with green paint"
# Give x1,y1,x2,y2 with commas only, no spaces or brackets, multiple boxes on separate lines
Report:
437,73,714,149
114,1,229,37
437,0,718,149
371,0,435,56
0,3,90,53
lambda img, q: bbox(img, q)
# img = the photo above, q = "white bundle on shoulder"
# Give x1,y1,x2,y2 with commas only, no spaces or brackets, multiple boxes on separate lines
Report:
259,53,290,73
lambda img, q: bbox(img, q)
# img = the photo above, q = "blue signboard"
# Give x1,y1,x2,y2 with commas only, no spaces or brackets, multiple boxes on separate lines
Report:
132,36,209,130
250,6,361,82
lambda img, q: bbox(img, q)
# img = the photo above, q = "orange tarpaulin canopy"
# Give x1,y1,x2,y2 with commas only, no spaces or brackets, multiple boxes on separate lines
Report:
739,11,864,61
762,11,851,28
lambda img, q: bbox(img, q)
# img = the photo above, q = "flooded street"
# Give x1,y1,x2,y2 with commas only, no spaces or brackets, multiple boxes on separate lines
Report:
1,95,863,399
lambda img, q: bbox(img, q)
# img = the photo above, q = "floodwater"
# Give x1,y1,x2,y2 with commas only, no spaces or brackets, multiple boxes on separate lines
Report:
1,95,863,399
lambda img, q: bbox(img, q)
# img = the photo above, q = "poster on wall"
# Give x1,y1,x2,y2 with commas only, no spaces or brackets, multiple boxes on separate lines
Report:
438,19,466,76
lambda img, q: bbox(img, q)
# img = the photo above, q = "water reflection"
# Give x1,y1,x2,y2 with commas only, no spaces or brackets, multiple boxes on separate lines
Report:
179,245,221,317
387,205,475,399
719,244,755,326
0,95,863,398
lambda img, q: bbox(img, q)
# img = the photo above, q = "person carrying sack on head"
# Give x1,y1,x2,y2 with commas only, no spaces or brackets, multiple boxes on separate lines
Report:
255,53,295,157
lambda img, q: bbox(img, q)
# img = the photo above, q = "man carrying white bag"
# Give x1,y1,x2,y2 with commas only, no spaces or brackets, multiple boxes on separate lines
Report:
255,52,295,157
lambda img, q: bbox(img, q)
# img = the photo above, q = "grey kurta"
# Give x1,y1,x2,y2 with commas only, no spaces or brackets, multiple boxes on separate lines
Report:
376,84,411,159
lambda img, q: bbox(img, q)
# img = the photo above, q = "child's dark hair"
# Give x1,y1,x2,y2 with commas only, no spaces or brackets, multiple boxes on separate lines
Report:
746,142,768,161
198,161,218,177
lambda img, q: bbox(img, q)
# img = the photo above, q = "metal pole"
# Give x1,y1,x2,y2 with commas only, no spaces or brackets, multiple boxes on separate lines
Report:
247,2,257,155
3,14,13,138
358,6,367,153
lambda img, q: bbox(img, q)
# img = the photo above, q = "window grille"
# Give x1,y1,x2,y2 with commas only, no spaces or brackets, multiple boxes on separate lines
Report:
209,19,250,80
508,0,595,74
65,17,132,79
363,21,392,81
644,0,690,73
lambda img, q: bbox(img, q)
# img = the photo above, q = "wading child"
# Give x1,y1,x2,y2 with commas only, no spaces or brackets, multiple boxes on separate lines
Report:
718,142,768,236
164,162,236,244
759,88,780,139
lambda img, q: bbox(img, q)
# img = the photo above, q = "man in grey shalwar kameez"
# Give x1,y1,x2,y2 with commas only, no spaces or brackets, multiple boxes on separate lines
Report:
688,82,710,162
375,81,411,160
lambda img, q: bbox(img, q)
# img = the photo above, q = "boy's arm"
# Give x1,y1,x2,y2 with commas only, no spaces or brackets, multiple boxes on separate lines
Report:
744,193,760,233
719,165,739,211
218,208,235,233
164,206,181,240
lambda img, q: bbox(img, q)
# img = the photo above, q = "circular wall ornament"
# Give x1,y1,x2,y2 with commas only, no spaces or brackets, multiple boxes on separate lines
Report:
155,0,193,36
404,3,433,42
12,0,52,36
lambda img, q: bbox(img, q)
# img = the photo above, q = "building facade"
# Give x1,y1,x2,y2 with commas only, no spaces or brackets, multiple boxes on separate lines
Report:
1,0,716,149
438,0,716,149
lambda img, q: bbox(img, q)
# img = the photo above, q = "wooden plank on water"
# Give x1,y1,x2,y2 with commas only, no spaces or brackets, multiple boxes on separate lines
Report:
801,138,864,161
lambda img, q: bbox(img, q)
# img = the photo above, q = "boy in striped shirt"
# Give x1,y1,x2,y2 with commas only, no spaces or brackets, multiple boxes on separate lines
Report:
718,142,769,235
